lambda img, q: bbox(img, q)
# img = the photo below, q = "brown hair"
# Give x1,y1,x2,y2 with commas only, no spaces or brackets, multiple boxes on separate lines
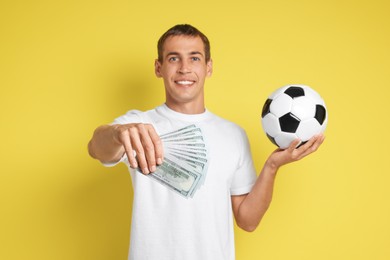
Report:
157,24,211,63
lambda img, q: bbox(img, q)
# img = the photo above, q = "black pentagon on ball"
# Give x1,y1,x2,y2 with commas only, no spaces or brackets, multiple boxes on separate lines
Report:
279,113,300,133
261,99,272,118
315,104,326,125
284,86,305,98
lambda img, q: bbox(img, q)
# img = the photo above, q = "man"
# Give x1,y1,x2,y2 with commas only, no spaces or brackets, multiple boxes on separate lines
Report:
88,24,324,260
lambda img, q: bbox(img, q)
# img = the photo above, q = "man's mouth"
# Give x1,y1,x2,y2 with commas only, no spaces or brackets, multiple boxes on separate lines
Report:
175,80,195,86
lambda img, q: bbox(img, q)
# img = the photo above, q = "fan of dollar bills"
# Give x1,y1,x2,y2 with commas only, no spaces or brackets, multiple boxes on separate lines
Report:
146,124,209,198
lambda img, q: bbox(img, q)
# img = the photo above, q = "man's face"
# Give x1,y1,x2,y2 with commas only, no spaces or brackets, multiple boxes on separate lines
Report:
155,35,212,112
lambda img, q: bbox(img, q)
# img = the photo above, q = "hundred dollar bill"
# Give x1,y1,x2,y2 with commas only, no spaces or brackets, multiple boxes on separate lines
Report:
166,151,208,164
163,135,204,143
143,124,211,198
161,128,202,141
165,146,207,158
164,142,206,149
165,151,209,188
166,153,206,172
159,124,197,138
147,157,201,198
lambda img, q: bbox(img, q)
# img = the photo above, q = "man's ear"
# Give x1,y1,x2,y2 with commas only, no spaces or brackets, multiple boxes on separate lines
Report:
155,59,162,78
206,59,213,77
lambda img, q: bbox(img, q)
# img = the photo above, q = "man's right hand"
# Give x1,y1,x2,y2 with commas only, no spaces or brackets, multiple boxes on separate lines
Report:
112,123,163,174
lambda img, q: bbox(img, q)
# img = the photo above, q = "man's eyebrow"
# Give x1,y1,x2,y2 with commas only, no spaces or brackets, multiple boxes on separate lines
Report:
166,52,180,57
165,51,204,57
189,51,204,56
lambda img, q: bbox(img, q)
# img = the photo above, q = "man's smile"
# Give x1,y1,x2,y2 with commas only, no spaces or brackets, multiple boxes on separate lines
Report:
175,80,196,86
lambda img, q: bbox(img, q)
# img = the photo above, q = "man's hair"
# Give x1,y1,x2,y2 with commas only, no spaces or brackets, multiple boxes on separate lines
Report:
157,24,211,63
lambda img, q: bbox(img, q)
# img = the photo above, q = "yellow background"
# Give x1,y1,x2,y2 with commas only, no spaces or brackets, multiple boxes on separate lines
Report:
1,0,389,259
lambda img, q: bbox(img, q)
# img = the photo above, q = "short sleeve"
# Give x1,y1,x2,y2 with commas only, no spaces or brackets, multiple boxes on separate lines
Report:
230,129,257,195
111,109,143,125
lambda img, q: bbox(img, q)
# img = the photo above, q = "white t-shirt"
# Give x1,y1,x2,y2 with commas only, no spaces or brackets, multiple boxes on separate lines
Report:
106,104,257,260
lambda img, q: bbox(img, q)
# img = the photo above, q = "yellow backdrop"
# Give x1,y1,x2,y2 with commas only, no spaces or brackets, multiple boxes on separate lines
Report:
1,0,389,259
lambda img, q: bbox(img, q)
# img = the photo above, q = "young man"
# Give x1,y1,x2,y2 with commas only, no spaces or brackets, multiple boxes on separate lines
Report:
88,24,324,260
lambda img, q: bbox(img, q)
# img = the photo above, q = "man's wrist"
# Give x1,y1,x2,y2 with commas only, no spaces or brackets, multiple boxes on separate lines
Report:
264,158,280,175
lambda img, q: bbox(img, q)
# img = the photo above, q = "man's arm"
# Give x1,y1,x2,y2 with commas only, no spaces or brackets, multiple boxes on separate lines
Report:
88,123,163,174
231,134,325,232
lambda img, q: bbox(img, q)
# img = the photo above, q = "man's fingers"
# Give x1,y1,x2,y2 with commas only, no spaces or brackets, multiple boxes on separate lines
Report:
147,125,163,165
118,129,138,169
138,124,158,173
287,139,301,152
115,123,163,174
296,134,325,159
130,126,151,174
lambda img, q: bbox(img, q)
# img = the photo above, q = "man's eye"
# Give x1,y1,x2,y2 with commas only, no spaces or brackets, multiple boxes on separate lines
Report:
191,57,201,61
169,57,178,62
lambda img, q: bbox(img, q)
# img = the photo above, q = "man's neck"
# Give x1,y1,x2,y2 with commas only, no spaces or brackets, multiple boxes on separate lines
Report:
165,102,205,115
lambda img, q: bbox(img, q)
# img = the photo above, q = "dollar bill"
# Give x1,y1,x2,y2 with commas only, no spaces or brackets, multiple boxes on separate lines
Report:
159,124,197,139
144,124,209,198
161,128,202,141
147,157,201,198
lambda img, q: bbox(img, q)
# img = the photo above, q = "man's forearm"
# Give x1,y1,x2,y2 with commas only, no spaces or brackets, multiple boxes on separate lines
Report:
234,161,278,232
234,135,325,232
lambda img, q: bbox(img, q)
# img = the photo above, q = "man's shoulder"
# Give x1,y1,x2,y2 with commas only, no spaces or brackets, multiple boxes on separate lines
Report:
206,112,246,135
112,106,159,124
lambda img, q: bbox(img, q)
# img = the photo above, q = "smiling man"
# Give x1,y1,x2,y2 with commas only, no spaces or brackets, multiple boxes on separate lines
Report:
155,34,212,114
88,24,324,260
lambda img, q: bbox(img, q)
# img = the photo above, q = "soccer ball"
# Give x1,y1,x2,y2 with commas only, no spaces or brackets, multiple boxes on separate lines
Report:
261,84,328,149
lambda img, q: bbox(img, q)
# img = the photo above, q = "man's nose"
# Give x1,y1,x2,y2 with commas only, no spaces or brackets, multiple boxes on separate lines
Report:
178,60,191,73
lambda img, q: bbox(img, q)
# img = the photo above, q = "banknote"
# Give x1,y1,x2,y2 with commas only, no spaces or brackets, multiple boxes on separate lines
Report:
159,124,198,140
161,127,202,141
147,157,201,198
146,124,209,198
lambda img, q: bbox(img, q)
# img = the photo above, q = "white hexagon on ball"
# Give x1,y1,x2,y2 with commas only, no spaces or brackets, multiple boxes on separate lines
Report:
270,93,293,118
291,96,316,121
296,118,322,141
275,132,298,149
261,113,281,137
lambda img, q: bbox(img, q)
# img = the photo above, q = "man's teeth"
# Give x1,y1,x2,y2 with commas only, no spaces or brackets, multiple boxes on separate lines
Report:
176,81,193,85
